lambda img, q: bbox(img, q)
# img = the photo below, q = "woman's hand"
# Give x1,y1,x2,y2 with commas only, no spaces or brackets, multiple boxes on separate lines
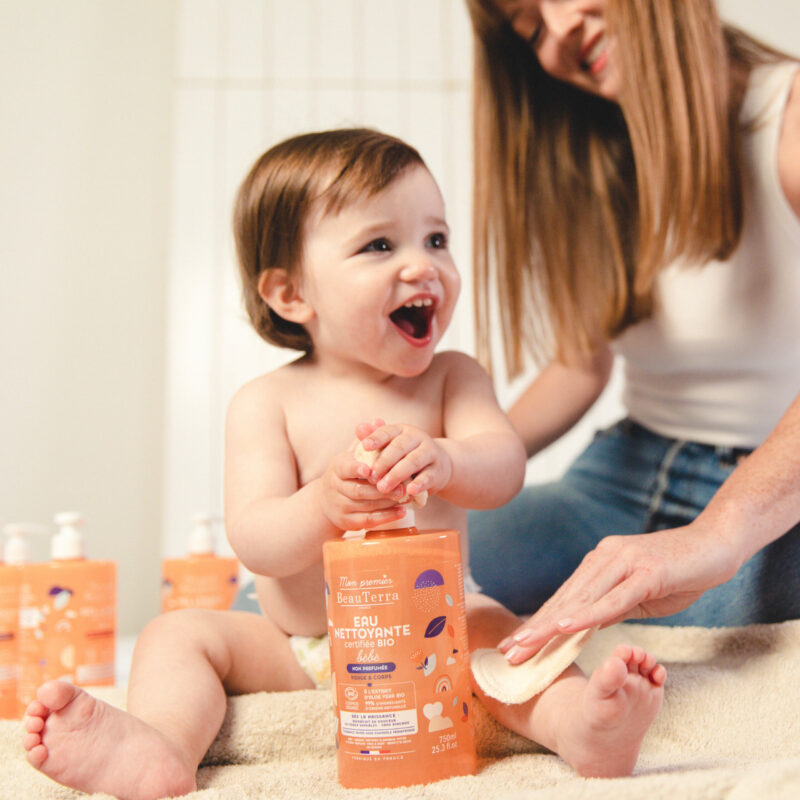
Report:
357,421,454,501
499,521,741,664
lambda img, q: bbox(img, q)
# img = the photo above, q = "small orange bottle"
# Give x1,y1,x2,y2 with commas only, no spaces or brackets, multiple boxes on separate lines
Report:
1,524,38,719
161,514,239,612
17,512,116,713
323,511,476,789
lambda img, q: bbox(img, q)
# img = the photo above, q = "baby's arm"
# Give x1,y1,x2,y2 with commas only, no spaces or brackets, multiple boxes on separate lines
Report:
361,352,526,511
224,380,405,578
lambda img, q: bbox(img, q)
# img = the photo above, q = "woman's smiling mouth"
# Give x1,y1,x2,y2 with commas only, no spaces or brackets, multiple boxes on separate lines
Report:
582,34,608,75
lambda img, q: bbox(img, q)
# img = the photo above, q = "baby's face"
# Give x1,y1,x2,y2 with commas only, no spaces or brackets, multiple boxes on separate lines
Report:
299,165,460,379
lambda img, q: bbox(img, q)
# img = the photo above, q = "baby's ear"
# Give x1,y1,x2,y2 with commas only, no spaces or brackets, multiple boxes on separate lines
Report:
257,269,314,324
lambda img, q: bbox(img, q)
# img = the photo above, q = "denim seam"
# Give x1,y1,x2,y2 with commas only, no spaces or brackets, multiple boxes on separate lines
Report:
643,438,685,531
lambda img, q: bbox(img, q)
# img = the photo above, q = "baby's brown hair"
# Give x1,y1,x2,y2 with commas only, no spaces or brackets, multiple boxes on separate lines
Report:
233,128,426,352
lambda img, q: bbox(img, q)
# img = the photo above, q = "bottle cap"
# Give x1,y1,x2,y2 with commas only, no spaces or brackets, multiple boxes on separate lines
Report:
371,506,416,532
2,522,46,565
188,513,215,555
52,511,87,560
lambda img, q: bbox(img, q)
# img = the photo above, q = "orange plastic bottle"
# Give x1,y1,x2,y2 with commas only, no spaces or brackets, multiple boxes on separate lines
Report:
0,524,38,719
161,514,239,612
17,512,116,714
322,511,476,789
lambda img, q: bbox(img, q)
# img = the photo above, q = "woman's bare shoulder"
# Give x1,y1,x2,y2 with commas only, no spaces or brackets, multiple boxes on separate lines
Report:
778,66,800,220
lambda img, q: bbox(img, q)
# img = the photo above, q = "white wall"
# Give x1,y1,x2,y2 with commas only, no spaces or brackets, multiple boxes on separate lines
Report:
718,0,800,48
0,1,175,634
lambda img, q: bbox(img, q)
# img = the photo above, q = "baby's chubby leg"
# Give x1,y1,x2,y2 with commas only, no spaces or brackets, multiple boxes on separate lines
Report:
23,609,314,800
466,594,665,777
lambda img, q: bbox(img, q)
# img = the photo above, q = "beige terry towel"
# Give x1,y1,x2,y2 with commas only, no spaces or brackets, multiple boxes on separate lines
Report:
2,620,800,799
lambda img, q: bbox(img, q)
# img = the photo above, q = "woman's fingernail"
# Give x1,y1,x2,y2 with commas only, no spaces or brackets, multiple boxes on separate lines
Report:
498,637,513,650
557,618,574,629
505,645,522,661
513,630,534,644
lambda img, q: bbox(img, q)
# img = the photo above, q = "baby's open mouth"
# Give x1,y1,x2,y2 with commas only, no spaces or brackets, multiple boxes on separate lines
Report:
390,297,435,340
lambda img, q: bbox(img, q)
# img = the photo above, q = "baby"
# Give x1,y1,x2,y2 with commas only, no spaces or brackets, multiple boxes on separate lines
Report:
22,129,665,799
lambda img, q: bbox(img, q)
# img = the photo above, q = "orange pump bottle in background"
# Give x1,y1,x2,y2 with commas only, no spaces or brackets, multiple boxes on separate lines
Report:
161,514,239,612
17,512,116,714
0,524,39,719
323,511,476,789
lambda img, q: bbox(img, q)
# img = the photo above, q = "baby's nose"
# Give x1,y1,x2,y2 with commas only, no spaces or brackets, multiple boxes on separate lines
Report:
399,258,437,282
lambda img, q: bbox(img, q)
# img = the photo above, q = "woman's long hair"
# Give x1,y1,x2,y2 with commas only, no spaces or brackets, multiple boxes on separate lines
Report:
468,0,790,375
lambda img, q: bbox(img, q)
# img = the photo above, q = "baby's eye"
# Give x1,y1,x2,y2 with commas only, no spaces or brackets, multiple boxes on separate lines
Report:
360,238,391,253
427,232,448,249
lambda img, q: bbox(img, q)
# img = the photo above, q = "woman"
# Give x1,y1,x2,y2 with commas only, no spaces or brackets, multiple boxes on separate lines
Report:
464,0,800,662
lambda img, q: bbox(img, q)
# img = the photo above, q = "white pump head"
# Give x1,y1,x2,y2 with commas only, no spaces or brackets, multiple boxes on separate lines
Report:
373,507,417,532
52,511,87,560
188,513,216,556
344,507,418,539
2,522,46,565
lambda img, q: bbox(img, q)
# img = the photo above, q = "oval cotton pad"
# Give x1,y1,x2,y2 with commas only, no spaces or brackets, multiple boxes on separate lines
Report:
354,440,428,507
471,627,597,704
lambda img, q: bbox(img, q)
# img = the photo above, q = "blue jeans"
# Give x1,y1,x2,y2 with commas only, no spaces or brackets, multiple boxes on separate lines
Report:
468,419,800,626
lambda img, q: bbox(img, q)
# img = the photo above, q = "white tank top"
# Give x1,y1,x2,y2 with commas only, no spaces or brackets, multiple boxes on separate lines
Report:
613,61,800,448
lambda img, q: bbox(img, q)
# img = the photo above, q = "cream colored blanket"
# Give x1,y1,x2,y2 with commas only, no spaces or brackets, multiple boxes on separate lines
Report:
2,620,800,799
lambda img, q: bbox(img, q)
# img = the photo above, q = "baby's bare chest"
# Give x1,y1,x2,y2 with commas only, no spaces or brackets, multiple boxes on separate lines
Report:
284,381,444,486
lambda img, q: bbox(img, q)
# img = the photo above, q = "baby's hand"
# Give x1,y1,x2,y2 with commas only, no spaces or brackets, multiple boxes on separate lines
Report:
357,422,453,501
318,446,407,532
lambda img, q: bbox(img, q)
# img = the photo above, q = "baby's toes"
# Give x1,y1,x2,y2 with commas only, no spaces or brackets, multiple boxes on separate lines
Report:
25,699,49,719
635,650,666,685
591,653,629,696
36,680,78,713
23,730,43,753
629,646,646,668
637,650,660,678
649,663,667,687
26,742,49,769
25,714,45,734
610,644,634,667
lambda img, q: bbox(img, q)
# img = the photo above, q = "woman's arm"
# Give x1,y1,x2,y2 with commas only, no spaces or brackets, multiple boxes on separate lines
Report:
509,344,614,458
777,68,800,220
500,391,800,663
694,390,800,565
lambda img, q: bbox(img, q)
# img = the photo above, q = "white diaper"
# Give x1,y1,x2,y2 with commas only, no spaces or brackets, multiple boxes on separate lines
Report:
463,569,482,595
289,634,332,690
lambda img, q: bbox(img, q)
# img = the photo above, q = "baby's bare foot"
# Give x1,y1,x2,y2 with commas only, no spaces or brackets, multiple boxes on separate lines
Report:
23,680,197,800
558,645,665,778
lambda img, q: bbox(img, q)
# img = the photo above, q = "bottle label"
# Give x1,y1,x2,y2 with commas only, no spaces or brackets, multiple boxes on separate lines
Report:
161,561,239,612
17,561,116,709
324,531,476,787
0,576,17,718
